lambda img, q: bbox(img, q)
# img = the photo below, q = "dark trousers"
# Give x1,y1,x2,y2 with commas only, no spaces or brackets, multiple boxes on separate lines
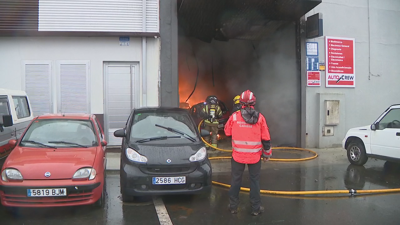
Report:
229,158,261,212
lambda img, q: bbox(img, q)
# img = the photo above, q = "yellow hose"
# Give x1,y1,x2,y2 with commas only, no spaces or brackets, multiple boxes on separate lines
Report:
211,180,400,196
199,120,400,196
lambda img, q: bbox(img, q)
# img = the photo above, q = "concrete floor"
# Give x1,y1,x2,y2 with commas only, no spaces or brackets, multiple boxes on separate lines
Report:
2,148,400,225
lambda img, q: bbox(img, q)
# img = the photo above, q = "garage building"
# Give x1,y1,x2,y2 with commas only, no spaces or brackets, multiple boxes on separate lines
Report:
0,0,160,145
1,0,399,149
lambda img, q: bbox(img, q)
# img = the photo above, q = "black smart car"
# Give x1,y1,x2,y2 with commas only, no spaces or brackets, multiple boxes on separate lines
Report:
114,107,212,202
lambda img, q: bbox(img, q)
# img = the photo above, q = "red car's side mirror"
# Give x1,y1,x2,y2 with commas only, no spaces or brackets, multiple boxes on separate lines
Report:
101,140,108,147
8,139,17,146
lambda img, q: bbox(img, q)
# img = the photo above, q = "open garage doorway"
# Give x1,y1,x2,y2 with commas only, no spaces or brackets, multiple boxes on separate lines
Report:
176,0,321,147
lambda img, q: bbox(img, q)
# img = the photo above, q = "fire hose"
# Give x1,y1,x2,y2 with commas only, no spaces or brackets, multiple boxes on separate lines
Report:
197,120,319,161
198,120,400,196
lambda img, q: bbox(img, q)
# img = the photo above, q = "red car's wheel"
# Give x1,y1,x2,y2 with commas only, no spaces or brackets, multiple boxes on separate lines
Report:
94,189,105,208
94,175,106,208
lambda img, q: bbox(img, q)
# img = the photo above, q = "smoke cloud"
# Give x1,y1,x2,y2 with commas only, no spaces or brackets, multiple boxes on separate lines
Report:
178,23,300,146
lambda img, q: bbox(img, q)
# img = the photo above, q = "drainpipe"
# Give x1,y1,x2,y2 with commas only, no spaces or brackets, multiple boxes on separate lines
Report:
142,37,147,106
368,0,371,80
142,1,147,106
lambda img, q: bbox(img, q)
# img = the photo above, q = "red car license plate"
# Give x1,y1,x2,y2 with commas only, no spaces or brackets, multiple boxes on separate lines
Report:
27,188,67,197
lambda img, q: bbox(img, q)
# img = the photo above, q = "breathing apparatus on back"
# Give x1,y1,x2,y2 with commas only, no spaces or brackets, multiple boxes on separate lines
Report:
205,95,218,123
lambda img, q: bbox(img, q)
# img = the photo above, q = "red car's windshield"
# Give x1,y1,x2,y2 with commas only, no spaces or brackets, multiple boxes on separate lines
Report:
20,119,98,148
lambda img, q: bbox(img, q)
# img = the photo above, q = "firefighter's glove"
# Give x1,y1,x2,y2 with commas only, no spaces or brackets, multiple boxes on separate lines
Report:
262,148,272,162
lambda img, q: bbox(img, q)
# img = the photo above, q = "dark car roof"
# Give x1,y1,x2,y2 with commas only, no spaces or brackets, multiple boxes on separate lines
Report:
134,107,190,114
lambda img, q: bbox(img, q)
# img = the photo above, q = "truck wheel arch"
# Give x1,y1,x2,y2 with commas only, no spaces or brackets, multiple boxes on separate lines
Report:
345,136,365,150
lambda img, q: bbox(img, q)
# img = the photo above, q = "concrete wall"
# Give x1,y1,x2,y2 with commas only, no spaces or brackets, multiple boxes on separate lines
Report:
159,0,179,107
0,36,160,113
305,0,400,148
146,38,162,107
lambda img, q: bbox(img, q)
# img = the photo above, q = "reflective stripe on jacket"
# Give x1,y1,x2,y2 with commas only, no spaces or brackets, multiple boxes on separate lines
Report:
224,110,271,164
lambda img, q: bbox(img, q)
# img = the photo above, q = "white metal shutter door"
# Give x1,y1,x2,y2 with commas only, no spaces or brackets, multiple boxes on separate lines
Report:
39,0,159,33
59,64,89,113
146,0,159,32
105,64,134,146
24,63,52,117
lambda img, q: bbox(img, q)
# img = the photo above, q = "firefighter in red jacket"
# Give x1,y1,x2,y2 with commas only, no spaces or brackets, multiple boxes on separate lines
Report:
224,90,272,216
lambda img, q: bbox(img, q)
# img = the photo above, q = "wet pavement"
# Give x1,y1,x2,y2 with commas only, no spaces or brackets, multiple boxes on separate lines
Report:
2,148,400,225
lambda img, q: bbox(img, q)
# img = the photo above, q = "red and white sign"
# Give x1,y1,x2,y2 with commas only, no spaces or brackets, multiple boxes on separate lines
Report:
325,36,355,87
307,71,321,86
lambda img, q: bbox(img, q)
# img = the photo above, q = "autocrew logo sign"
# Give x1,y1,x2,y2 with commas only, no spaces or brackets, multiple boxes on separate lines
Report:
325,37,355,87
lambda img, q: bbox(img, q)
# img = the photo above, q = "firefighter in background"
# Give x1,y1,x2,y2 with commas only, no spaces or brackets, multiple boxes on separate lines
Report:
224,90,272,216
232,95,241,112
202,95,223,149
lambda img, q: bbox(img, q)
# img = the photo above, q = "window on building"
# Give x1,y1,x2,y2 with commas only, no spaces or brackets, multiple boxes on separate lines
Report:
58,62,90,114
24,62,52,117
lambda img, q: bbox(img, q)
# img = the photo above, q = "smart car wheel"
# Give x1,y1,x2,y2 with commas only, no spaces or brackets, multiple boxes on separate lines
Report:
121,187,134,202
347,141,368,166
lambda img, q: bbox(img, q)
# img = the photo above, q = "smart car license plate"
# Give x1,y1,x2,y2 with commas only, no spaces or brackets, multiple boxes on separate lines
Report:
218,124,224,128
27,188,67,197
152,176,186,185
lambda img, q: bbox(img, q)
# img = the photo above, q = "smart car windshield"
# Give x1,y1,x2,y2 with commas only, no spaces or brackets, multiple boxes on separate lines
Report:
20,119,98,148
130,112,198,143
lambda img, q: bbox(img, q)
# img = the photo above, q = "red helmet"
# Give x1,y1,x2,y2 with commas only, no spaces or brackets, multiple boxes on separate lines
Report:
240,90,256,106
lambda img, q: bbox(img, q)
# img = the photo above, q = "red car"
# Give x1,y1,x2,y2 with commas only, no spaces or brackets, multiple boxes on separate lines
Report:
0,114,107,208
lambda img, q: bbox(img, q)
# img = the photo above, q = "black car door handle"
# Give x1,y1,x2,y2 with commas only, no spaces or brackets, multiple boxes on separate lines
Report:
397,132,400,136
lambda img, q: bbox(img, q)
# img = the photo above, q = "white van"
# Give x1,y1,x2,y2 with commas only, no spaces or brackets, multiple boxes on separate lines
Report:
0,89,34,158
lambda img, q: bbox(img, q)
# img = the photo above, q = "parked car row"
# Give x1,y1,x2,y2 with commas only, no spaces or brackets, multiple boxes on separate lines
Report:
0,87,398,209
0,90,212,208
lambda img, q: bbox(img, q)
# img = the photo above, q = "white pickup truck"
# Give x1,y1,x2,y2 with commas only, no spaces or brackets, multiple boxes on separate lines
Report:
0,89,33,158
342,104,400,166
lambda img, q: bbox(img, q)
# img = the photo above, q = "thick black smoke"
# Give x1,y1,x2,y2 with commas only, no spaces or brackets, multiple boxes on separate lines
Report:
179,23,299,146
